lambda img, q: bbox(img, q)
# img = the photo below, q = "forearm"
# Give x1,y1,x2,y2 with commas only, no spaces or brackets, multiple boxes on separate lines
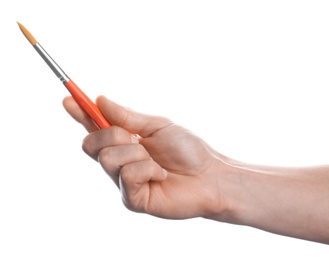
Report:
211,158,329,244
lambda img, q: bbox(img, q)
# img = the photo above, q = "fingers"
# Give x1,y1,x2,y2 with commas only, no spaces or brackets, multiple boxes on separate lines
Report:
63,94,170,213
99,144,168,212
98,143,150,187
82,126,138,161
96,96,173,137
63,95,173,138
62,96,99,133
120,160,168,212
84,123,168,213
98,143,167,190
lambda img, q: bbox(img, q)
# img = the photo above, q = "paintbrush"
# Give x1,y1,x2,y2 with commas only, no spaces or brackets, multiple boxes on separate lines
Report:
17,22,111,129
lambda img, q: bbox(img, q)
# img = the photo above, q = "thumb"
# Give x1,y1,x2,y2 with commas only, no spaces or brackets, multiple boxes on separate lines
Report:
96,96,172,137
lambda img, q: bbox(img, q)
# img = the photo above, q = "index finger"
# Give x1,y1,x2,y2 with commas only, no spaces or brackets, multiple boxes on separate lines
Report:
62,96,99,133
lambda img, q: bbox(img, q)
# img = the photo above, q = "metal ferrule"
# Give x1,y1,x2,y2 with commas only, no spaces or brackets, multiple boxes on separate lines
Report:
34,43,70,83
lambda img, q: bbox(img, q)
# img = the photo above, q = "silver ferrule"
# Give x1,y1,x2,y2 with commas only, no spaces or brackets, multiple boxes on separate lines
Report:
34,43,70,83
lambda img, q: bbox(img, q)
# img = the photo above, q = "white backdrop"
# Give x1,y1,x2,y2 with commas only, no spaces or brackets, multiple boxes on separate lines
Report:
1,1,329,259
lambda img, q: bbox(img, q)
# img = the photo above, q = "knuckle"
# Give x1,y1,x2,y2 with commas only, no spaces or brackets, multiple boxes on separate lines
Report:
119,164,133,183
82,134,93,154
98,147,112,165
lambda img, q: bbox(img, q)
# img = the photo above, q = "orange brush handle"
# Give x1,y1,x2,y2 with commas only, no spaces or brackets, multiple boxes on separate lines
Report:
64,80,111,129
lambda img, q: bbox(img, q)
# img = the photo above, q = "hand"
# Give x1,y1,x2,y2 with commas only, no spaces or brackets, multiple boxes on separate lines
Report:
63,95,329,244
63,96,227,219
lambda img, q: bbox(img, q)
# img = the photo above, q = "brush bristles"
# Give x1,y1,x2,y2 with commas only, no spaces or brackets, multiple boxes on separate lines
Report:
17,22,37,46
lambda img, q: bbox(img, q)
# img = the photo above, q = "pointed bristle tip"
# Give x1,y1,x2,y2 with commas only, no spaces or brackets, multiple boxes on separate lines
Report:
17,21,37,46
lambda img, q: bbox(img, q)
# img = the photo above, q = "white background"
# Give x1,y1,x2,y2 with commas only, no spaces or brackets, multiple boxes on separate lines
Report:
1,0,329,259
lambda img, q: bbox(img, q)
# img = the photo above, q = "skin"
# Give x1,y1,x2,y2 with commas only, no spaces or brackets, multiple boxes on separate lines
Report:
63,95,329,244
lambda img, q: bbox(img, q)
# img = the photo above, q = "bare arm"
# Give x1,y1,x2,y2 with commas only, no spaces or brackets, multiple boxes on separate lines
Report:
212,161,329,244
63,95,329,244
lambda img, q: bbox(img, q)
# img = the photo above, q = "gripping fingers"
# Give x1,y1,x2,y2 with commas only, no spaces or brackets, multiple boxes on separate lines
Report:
83,126,137,161
120,159,168,213
98,144,151,187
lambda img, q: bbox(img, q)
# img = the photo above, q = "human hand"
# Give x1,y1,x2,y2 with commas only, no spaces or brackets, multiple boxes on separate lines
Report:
63,95,329,243
63,96,227,219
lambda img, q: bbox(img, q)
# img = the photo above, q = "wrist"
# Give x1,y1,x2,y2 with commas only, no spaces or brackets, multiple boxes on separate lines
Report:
203,156,260,225
203,155,329,243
